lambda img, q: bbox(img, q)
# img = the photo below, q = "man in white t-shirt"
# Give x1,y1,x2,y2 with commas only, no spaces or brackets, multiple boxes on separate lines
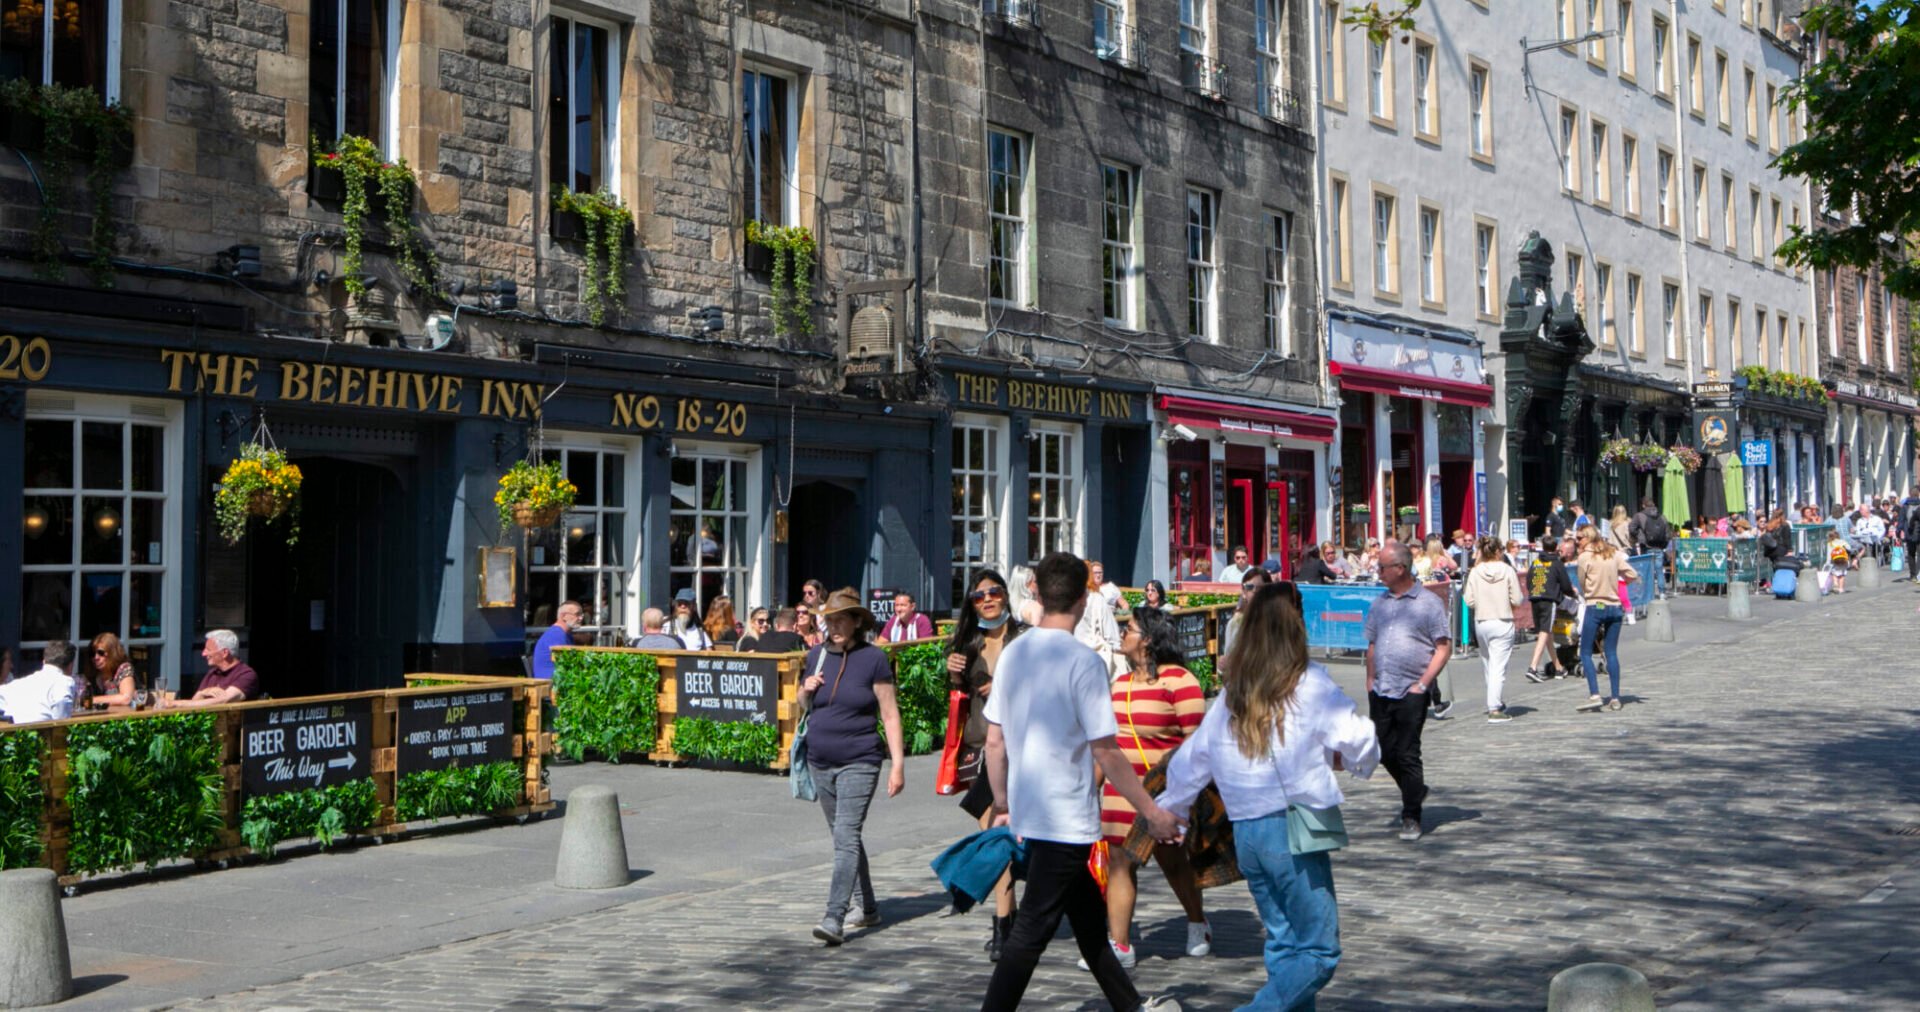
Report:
0,640,77,724
980,553,1184,1012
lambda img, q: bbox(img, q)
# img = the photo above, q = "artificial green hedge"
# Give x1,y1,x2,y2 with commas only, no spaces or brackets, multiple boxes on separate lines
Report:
552,649,661,762
1186,656,1218,694
884,641,948,756
240,779,379,859
671,718,779,765
66,713,225,874
396,761,523,822
1,730,46,869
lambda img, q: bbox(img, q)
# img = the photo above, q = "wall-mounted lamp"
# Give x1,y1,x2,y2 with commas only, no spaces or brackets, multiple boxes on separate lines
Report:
314,269,379,290
484,278,518,311
686,305,725,332
220,244,262,279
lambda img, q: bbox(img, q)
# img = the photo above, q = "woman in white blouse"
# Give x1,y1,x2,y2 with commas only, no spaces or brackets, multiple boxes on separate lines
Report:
1159,583,1380,1011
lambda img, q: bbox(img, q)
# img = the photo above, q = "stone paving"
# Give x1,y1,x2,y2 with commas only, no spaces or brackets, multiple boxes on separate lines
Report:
177,586,1920,1010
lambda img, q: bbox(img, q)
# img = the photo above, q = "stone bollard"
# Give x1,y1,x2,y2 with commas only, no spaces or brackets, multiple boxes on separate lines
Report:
1641,598,1674,642
1794,568,1821,602
554,785,631,889
0,868,73,1008
1727,579,1752,620
1547,962,1656,1012
1858,555,1882,589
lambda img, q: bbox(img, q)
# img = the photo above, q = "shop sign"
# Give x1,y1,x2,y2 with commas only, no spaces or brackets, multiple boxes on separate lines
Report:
1742,440,1773,467
142,347,753,439
398,689,514,773
952,372,1145,423
242,699,374,797
675,654,779,725
1698,414,1729,449
868,588,898,625
1265,466,1282,560
1211,461,1227,550
1172,611,1210,662
0,334,53,382
1692,382,1732,398
1475,473,1487,536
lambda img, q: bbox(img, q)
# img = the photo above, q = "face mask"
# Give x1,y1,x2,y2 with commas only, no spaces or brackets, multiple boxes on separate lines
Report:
978,611,1009,630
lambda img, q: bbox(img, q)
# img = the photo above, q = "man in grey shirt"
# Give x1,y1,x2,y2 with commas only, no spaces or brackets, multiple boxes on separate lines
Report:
632,608,685,650
1364,543,1453,842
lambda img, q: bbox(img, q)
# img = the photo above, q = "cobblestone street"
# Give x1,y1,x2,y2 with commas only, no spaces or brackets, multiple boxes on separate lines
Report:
162,585,1920,1011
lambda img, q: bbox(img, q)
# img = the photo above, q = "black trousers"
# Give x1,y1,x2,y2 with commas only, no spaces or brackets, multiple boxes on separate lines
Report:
1907,539,1920,580
1369,691,1428,822
981,838,1140,1012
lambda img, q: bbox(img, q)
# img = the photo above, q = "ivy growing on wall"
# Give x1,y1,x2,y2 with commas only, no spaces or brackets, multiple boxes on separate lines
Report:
1,731,46,870
240,779,379,860
66,714,224,874
552,649,661,762
395,761,523,822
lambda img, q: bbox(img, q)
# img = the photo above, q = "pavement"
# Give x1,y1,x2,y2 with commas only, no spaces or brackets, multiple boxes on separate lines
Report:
34,572,1920,1009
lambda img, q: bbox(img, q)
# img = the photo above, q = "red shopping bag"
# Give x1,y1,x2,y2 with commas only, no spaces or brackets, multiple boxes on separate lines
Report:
934,690,970,795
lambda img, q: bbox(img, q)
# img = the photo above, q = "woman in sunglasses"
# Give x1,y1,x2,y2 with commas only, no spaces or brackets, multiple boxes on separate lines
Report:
944,569,1028,961
86,632,138,707
737,607,771,651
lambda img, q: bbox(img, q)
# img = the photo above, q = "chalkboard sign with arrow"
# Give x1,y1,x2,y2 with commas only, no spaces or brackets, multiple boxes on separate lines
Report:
241,699,374,797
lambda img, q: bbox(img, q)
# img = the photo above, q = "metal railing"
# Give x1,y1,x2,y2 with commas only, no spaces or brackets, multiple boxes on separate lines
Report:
985,0,1038,28
1261,84,1309,129
1094,20,1143,69
1180,50,1228,100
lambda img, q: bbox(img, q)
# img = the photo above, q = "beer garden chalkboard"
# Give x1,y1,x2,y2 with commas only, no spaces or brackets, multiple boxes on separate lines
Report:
675,654,779,725
1173,611,1210,662
398,688,515,772
242,699,374,796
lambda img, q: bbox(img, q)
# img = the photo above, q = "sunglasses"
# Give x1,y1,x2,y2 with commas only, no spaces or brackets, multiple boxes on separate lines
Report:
968,587,1007,601
93,649,107,656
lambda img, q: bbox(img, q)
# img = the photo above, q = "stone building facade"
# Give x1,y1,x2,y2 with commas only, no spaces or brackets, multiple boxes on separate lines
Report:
1808,191,1916,504
917,0,1327,596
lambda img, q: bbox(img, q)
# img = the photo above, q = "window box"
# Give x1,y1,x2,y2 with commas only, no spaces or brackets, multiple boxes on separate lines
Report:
743,240,774,278
550,207,635,247
4,107,45,154
305,160,404,222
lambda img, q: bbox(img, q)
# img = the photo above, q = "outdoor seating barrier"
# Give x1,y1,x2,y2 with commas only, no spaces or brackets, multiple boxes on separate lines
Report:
1626,553,1660,614
550,601,1245,771
0,675,552,886
1792,523,1835,558
1299,583,1387,650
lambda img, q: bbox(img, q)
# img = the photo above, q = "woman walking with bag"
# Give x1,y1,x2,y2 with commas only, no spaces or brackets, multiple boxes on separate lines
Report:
944,569,1027,959
1574,528,1639,713
1091,607,1210,968
1158,584,1380,1010
800,588,907,945
1461,536,1525,723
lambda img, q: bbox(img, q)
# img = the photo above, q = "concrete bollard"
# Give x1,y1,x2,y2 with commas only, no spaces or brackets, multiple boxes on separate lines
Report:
1727,579,1752,620
1858,556,1882,589
1794,569,1821,602
1547,962,1656,1012
1641,598,1674,642
0,868,73,1008
554,785,631,890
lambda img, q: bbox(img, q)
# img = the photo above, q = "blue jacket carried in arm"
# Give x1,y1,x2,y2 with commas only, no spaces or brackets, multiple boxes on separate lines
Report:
930,827,1027,913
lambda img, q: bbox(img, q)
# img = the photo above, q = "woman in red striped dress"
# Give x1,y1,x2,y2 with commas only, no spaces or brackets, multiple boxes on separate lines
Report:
1096,606,1212,968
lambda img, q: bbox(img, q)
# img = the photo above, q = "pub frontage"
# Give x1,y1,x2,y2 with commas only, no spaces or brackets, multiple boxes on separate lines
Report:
4,287,942,699
1828,379,1917,505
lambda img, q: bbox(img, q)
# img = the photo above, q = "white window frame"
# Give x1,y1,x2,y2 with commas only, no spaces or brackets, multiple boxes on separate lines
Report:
668,446,761,619
1179,0,1209,56
1264,210,1293,353
9,0,122,102
1715,50,1731,128
1662,280,1682,361
1474,218,1498,320
1884,289,1897,367
1621,133,1640,218
318,0,402,154
1686,33,1704,116
1100,162,1139,328
525,438,641,644
987,128,1032,307
1652,13,1673,97
1560,106,1581,194
1412,36,1438,140
1329,173,1353,289
1027,423,1083,559
1417,202,1443,307
1698,289,1717,371
20,392,181,687
1367,37,1393,124
952,413,1009,603
743,65,800,228
1729,295,1744,367
1590,119,1611,207
1618,0,1637,82
1626,272,1645,355
1372,187,1400,298
1322,1,1347,108
1692,161,1709,243
1586,0,1606,63
1656,148,1675,230
1186,186,1219,340
1722,171,1737,252
1566,251,1585,312
1469,61,1492,160
1595,261,1616,346
1094,0,1133,64
550,11,623,198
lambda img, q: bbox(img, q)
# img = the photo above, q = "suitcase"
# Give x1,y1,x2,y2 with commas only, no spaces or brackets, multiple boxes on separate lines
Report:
1770,568,1797,598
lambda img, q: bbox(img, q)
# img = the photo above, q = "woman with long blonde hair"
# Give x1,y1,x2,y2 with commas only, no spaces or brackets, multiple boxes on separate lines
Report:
1574,526,1638,713
1158,584,1381,1010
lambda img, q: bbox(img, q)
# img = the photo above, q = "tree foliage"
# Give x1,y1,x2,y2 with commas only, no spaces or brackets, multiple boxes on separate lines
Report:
1776,2,1920,298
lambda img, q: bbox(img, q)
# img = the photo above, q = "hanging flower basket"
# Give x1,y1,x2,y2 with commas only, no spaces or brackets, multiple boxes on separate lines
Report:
1628,442,1670,473
1349,503,1372,514
1667,445,1703,474
1598,437,1637,468
216,441,302,545
496,458,577,530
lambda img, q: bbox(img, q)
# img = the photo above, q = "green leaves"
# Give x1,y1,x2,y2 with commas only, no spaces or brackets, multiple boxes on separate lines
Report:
1187,656,1219,694
747,221,817,337
0,730,46,870
553,188,633,326
314,134,432,297
0,79,131,286
670,718,779,765
552,650,661,762
395,761,523,822
886,642,949,757
239,779,378,860
66,714,225,874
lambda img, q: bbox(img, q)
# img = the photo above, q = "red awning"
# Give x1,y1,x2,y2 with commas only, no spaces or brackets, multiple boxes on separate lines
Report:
1330,362,1493,408
1157,395,1337,443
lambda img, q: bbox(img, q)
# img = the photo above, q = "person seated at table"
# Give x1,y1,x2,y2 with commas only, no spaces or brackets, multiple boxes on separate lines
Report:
879,591,935,642
704,595,741,648
86,632,138,707
748,607,810,653
166,630,260,707
1347,540,1382,580
632,608,688,650
0,640,77,723
1141,579,1173,611
737,607,771,650
1319,542,1352,580
1295,544,1337,585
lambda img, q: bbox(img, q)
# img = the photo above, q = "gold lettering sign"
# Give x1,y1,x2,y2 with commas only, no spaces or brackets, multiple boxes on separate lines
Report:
956,372,1137,421
0,335,53,382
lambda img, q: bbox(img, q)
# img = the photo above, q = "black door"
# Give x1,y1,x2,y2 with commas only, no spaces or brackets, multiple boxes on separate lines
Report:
786,480,864,604
246,457,413,697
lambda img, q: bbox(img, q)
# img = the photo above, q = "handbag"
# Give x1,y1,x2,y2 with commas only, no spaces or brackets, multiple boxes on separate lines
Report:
935,690,972,795
1285,804,1349,855
790,651,831,802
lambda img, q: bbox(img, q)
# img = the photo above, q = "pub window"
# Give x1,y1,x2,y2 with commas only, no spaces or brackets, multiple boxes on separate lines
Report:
669,453,753,614
743,67,797,227
0,0,119,99
1101,163,1138,327
525,444,633,645
988,128,1031,306
21,397,176,680
311,0,399,151
548,13,622,197
1028,425,1080,558
951,416,1005,605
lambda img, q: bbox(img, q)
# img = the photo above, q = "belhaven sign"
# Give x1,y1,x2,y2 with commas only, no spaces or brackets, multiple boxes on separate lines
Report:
675,654,780,726
242,699,374,797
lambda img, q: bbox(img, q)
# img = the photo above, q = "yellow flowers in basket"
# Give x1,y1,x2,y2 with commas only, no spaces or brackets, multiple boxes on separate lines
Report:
215,443,303,545
496,458,577,529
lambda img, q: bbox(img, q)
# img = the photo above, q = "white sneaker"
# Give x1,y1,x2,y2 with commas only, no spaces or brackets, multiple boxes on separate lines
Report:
1076,938,1137,970
1185,919,1212,957
1140,998,1184,1012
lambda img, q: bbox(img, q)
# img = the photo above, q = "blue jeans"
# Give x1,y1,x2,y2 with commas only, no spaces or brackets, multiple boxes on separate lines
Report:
1233,812,1340,1011
1580,604,1624,699
811,761,879,929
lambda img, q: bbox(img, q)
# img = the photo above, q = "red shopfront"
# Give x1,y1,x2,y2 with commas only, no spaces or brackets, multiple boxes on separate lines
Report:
1329,362,1493,544
1159,396,1336,581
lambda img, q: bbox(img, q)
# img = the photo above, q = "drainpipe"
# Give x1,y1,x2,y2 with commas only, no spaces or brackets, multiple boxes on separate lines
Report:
1670,0,1697,394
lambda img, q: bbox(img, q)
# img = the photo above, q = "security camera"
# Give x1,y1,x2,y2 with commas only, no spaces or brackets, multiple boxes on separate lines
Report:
1171,423,1198,442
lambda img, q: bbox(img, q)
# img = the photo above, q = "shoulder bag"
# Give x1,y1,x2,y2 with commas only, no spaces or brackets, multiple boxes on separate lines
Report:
1269,720,1350,855
789,650,831,802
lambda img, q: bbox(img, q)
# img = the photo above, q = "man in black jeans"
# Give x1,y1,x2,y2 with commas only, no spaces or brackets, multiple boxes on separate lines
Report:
1900,486,1920,581
1366,543,1454,843
980,552,1183,1012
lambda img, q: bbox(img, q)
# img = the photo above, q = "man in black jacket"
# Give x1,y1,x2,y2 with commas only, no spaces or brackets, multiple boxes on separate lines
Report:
1900,486,1920,581
1524,537,1577,681
1628,498,1672,597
